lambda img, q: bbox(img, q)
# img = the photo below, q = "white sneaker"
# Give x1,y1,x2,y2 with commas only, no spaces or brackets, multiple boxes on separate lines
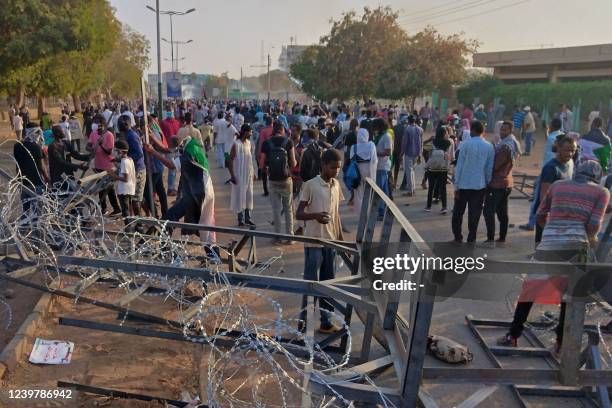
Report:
424,207,432,212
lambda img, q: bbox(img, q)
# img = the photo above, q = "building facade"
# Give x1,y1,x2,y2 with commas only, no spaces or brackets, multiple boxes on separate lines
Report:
473,43,612,83
278,45,309,72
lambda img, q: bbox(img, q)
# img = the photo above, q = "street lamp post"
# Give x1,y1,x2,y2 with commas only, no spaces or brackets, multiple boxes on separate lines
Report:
146,5,195,110
163,39,193,72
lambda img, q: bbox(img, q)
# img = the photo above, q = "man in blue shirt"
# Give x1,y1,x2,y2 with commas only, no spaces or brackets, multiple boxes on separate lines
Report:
519,118,564,231
511,105,525,139
400,116,423,195
451,121,495,243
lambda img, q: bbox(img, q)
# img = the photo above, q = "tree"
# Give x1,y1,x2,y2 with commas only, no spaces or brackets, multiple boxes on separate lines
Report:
63,0,122,111
375,27,478,102
0,0,87,105
291,6,407,101
290,46,325,99
258,70,300,93
101,25,151,100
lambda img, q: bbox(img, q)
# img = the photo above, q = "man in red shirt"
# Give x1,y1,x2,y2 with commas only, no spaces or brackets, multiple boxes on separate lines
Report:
256,115,274,196
159,111,181,195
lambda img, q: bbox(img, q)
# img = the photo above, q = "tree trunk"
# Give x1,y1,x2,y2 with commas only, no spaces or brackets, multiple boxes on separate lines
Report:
72,94,81,113
16,83,25,108
37,95,46,120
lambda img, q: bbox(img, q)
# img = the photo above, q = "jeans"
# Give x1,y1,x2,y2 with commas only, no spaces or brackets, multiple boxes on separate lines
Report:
427,171,447,208
269,179,293,235
301,247,337,326
524,132,534,155
167,154,177,193
451,188,486,242
527,177,541,228
376,170,390,217
215,144,225,168
400,156,416,193
483,187,512,241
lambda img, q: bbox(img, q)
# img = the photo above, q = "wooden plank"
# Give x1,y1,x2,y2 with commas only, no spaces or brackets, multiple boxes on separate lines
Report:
455,386,499,408
113,285,150,307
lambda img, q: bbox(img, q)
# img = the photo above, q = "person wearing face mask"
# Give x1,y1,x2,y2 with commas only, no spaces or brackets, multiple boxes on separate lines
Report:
48,124,90,187
14,123,50,213
86,114,121,216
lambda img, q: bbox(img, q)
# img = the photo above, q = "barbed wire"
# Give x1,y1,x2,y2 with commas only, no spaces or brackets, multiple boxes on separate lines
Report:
0,142,390,407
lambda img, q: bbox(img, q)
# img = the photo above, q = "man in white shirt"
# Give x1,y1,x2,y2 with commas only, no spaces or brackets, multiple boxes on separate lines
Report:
212,112,228,168
121,106,136,128
13,114,24,140
233,109,244,129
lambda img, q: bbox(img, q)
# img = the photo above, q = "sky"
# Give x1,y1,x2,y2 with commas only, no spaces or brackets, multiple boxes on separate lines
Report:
110,0,612,79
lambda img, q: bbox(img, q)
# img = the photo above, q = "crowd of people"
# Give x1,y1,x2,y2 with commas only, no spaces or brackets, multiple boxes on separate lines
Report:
9,96,612,336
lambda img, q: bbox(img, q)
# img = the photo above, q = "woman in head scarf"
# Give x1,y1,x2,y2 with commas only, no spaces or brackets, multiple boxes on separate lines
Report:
348,128,378,210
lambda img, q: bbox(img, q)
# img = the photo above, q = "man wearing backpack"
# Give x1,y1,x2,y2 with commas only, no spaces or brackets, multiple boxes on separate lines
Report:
260,121,297,244
300,129,327,183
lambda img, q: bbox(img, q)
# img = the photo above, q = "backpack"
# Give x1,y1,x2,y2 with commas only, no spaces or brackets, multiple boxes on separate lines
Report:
343,154,361,190
427,148,448,170
300,141,323,182
266,137,290,181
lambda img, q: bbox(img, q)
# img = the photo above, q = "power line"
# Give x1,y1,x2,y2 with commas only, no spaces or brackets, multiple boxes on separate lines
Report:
398,0,503,25
427,0,532,26
397,0,476,20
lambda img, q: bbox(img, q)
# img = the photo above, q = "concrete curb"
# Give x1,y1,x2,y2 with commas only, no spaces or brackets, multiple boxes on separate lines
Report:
0,292,56,379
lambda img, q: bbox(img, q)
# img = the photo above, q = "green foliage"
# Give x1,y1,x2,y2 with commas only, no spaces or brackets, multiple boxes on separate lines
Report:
376,27,477,100
258,70,300,93
0,0,86,78
103,25,151,99
290,7,475,102
457,78,612,117
291,6,407,101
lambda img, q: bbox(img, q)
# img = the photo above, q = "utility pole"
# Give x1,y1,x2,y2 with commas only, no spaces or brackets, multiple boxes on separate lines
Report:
267,54,271,104
155,0,162,116
169,14,174,71
240,67,243,99
146,5,195,105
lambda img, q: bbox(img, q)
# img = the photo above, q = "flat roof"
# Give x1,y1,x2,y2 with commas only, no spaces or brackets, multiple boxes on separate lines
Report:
473,43,612,67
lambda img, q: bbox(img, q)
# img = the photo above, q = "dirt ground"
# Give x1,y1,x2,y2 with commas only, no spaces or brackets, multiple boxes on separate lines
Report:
1,119,611,407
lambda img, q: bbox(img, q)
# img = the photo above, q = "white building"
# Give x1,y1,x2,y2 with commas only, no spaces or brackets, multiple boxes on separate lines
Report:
278,45,309,72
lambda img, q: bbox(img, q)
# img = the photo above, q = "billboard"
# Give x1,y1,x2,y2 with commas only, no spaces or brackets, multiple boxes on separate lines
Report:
166,72,182,98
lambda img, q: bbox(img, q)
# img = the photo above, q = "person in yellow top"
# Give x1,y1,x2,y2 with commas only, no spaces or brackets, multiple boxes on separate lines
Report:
198,119,213,152
296,148,345,334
